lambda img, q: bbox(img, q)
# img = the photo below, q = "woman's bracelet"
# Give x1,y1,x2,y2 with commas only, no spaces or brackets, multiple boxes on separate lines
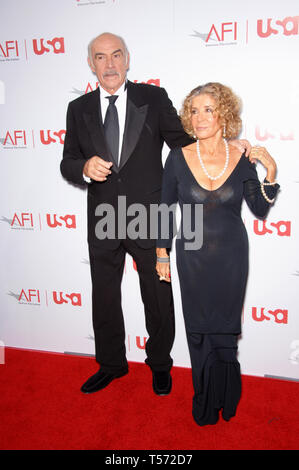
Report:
157,256,170,263
260,181,277,204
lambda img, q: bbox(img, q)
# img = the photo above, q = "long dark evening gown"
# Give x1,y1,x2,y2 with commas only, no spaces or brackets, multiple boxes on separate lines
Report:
157,148,279,426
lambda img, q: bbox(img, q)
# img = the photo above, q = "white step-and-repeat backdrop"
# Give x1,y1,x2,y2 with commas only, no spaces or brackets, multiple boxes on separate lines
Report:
1,0,298,380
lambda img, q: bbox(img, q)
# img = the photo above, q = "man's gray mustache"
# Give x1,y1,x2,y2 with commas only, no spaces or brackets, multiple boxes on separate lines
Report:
103,70,120,77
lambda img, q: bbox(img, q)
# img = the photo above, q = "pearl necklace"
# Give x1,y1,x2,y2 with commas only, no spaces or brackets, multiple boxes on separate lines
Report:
196,138,229,181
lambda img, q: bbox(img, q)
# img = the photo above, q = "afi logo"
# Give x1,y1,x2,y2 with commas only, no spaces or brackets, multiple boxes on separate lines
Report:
18,289,41,304
52,292,82,306
32,37,65,55
84,78,160,95
3,130,27,147
46,214,76,229
206,22,237,43
253,220,291,237
11,213,34,229
0,40,19,58
257,16,299,38
84,82,101,94
40,130,66,145
252,307,288,324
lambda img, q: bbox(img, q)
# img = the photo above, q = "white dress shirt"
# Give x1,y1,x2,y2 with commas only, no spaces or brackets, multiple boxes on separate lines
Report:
83,80,127,183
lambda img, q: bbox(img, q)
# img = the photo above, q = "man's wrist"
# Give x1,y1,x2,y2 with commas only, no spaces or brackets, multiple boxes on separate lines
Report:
83,173,91,183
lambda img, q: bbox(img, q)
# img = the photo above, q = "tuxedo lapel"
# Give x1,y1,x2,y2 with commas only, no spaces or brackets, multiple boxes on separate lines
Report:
83,89,119,172
119,81,148,171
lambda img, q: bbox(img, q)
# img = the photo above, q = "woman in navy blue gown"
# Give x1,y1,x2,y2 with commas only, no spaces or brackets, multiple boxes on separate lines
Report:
156,83,279,426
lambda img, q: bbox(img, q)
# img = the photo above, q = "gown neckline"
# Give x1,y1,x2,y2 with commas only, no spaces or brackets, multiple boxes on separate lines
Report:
179,148,245,193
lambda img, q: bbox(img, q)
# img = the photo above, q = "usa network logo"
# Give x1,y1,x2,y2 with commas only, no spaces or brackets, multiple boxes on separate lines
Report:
253,219,291,237
257,15,299,38
127,334,148,352
0,37,65,62
251,307,288,324
254,125,294,142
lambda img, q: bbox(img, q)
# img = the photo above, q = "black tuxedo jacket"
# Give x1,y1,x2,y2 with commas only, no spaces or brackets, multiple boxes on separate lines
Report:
60,80,192,248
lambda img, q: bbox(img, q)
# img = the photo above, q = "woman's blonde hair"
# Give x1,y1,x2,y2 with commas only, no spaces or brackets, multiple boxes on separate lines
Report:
180,82,242,140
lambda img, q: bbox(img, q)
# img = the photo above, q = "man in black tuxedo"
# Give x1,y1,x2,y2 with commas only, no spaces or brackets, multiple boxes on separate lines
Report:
61,32,192,395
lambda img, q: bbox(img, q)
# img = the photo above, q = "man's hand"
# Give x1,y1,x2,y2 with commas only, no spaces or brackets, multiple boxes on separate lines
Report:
230,139,252,157
83,156,113,182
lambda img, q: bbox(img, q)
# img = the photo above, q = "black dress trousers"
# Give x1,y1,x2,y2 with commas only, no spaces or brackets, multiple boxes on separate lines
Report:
88,238,175,375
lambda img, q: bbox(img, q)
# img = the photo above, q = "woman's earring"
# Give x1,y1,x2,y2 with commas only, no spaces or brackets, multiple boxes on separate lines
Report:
223,125,226,138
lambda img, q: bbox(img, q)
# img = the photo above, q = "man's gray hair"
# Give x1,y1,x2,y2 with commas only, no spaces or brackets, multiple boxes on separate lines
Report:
88,32,129,65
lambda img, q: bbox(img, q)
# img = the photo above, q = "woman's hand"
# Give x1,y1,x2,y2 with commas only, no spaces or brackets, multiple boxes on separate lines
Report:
156,248,171,283
249,146,277,182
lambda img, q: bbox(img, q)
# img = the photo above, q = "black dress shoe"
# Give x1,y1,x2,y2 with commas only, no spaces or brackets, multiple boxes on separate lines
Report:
152,371,172,396
81,368,128,394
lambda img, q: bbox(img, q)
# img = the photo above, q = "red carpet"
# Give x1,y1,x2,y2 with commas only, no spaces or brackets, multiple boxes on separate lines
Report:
0,348,298,450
